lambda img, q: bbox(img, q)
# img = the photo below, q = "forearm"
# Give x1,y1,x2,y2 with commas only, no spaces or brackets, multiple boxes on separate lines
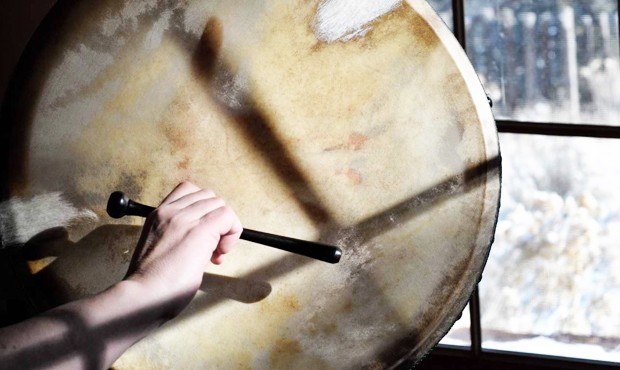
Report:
0,280,168,370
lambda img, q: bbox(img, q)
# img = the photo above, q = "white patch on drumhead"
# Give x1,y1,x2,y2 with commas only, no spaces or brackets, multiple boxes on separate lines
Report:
144,9,173,50
101,14,123,37
0,193,98,247
119,0,159,31
313,0,402,43
101,0,162,36
43,45,114,108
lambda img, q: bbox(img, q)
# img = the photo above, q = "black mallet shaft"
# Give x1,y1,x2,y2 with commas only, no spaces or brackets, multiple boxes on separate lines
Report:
107,191,342,264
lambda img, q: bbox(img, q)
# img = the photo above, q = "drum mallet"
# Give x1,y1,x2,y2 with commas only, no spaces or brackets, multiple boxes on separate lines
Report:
106,191,342,264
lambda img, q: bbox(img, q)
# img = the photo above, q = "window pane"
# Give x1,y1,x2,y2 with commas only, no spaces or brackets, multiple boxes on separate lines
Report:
465,1,620,125
439,303,471,347
427,0,453,30
480,133,620,362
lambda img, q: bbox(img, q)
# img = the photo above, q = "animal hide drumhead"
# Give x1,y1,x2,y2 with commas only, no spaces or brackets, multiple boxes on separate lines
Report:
1,0,500,368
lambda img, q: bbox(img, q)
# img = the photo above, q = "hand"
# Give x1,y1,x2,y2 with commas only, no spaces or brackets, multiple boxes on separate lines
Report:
125,181,242,317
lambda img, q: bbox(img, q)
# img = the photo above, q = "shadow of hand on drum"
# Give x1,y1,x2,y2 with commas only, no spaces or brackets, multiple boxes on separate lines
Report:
199,273,272,304
23,224,274,309
23,224,141,309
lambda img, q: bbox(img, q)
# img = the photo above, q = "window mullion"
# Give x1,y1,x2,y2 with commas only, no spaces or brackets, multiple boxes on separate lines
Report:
452,0,482,356
452,0,466,49
469,287,482,356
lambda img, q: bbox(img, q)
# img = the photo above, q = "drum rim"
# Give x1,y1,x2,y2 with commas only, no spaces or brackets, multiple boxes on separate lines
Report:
396,1,502,367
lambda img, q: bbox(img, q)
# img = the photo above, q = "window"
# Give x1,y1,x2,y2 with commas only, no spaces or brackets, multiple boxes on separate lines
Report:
427,0,620,367
466,0,620,125
485,133,620,362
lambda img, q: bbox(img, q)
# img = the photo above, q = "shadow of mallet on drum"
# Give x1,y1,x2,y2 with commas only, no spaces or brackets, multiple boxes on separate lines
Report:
185,16,501,252
22,224,272,312
322,155,502,249
189,17,338,229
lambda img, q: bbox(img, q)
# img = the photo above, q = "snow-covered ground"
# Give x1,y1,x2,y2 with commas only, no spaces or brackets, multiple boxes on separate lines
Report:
482,134,620,360
441,134,620,363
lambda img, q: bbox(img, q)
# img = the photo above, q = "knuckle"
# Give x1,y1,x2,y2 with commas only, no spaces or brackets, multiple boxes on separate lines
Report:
169,212,189,228
176,181,198,193
200,189,216,198
213,197,226,207
199,197,225,210
218,205,234,218
151,207,170,222
179,180,194,188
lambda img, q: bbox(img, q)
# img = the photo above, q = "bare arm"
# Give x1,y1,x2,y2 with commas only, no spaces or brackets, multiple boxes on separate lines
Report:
0,182,242,369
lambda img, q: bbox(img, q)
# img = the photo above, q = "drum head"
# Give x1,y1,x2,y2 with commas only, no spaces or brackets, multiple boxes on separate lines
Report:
1,0,500,368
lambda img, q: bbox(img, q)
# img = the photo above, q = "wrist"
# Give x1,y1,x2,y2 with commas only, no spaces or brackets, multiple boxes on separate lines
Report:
121,274,194,323
110,279,172,327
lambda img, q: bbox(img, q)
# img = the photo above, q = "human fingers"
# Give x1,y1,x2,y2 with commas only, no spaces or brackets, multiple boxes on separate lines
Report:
202,207,243,265
185,206,242,264
144,199,227,249
210,250,224,265
166,197,227,227
168,189,217,210
159,181,202,205
211,215,242,264
210,235,238,264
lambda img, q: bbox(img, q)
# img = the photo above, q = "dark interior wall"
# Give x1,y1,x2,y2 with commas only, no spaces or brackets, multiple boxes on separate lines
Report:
0,0,57,105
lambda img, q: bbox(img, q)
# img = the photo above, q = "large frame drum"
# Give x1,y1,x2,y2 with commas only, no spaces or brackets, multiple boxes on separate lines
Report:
1,0,500,368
